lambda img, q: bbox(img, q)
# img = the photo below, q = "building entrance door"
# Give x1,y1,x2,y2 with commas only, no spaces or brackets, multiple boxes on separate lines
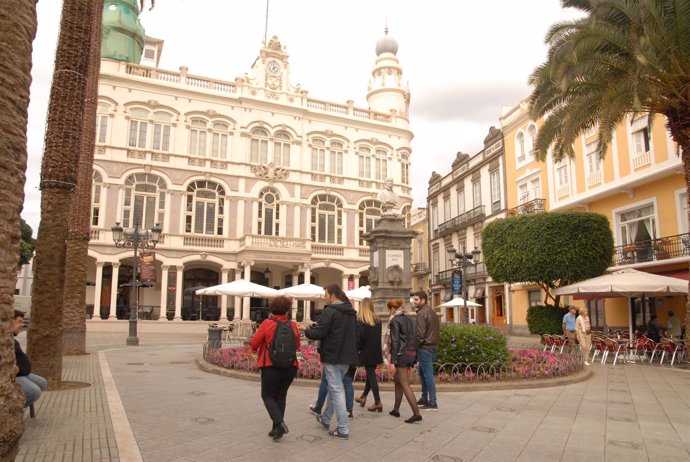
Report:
491,287,506,332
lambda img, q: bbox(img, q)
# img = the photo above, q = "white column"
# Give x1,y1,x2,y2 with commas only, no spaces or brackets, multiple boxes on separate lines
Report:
175,266,184,320
303,265,312,321
293,204,301,238
221,267,229,320
291,271,299,320
109,263,120,319
94,262,104,319
234,268,242,320
341,273,349,292
280,203,288,237
242,262,252,320
353,274,360,288
160,265,169,321
236,199,245,238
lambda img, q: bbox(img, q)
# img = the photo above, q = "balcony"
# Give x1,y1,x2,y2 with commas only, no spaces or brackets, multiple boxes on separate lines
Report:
507,198,546,217
613,233,690,266
242,234,310,250
411,263,430,275
433,205,485,239
435,262,487,284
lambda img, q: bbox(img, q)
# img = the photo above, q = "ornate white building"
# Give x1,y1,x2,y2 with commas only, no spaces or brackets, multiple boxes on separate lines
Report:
86,9,413,321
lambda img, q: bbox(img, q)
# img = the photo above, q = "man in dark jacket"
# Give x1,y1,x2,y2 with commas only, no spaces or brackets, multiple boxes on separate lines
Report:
412,291,440,410
14,310,47,408
298,284,357,440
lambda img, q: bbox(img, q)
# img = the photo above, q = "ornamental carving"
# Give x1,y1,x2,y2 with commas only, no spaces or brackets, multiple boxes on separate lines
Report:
267,35,282,51
251,162,288,180
369,266,378,283
385,264,403,286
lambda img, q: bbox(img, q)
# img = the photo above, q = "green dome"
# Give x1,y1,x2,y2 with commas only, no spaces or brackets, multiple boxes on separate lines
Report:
101,0,145,63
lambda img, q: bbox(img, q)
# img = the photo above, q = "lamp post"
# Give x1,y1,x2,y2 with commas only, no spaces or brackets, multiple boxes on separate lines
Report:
447,245,481,324
112,221,162,346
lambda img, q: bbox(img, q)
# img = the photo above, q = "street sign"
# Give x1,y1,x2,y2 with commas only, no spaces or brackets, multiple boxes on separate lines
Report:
451,270,462,294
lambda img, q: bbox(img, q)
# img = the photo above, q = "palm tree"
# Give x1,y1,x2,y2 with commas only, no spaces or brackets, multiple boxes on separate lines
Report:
28,0,98,387
63,0,104,355
528,0,690,331
0,1,38,457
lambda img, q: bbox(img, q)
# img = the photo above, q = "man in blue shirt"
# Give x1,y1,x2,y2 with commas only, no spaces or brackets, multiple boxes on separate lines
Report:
562,306,578,348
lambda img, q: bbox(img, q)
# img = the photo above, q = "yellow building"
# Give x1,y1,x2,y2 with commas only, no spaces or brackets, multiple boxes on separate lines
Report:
409,208,430,295
500,99,687,336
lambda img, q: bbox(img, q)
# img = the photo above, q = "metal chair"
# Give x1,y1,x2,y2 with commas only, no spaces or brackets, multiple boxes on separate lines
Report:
542,334,554,353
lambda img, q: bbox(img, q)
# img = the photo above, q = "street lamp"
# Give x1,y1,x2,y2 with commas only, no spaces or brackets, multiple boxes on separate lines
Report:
112,221,162,346
447,245,481,324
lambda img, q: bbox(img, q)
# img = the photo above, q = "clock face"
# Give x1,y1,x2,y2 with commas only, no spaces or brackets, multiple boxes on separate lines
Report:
266,61,281,76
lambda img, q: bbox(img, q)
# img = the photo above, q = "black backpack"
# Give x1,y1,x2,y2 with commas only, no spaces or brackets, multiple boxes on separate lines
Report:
267,317,297,368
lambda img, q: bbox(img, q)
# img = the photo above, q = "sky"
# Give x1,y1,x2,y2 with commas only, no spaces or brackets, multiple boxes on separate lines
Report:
23,0,583,233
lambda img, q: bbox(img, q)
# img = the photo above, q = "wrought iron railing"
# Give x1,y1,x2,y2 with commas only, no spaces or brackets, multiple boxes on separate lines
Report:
433,205,486,238
507,198,546,217
412,262,430,274
613,233,690,266
436,262,487,284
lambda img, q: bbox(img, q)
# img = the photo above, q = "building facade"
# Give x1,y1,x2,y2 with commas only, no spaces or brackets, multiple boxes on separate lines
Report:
86,6,413,321
427,127,507,328
409,207,430,294
500,99,687,335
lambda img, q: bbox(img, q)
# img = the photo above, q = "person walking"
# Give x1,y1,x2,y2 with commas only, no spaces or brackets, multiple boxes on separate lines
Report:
298,284,358,440
354,298,383,412
384,299,422,424
249,296,300,441
562,306,578,349
411,291,439,410
575,307,592,366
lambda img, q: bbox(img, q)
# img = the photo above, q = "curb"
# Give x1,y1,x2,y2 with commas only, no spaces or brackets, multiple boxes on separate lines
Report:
196,357,593,392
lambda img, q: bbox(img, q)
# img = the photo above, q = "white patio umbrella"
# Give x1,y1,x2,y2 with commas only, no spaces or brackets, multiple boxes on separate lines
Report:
437,297,483,308
196,279,280,298
277,283,324,300
553,268,688,338
345,285,371,301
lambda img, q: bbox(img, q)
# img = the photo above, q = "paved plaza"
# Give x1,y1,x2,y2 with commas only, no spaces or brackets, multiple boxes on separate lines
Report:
14,320,690,461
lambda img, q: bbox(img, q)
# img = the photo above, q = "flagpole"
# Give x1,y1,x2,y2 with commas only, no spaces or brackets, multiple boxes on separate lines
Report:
263,0,270,45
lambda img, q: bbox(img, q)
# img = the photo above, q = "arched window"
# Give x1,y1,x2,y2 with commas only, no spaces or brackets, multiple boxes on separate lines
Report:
250,128,269,163
122,173,167,228
311,194,342,244
358,200,382,245
329,141,344,175
91,171,103,226
211,122,229,159
152,112,172,151
258,187,280,236
188,118,207,156
96,103,111,144
358,146,371,178
516,132,525,162
185,180,225,235
311,138,326,172
527,124,537,154
128,108,149,148
273,131,291,167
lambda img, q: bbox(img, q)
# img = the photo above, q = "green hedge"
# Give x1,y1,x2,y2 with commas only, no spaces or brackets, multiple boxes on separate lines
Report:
526,304,568,336
437,324,510,369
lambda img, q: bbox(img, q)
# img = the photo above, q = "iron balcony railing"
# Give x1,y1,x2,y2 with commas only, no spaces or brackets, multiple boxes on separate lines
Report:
613,232,690,266
507,198,546,217
411,262,430,274
436,262,487,284
433,205,486,239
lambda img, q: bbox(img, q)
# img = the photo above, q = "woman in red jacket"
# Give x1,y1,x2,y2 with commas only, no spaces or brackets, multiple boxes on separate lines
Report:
249,296,301,441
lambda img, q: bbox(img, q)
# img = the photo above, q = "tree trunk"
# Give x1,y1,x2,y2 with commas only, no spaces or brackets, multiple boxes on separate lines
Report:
0,1,37,458
28,0,96,388
63,0,104,356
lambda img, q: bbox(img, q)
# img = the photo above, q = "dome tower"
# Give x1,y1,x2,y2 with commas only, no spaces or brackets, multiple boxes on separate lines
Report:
366,27,410,126
101,0,145,63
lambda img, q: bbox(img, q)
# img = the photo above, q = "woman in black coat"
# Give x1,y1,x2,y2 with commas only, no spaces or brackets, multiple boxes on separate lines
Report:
384,299,422,424
354,298,383,412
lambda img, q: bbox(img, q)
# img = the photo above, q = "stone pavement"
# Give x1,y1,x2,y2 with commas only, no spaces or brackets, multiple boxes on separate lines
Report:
14,320,690,461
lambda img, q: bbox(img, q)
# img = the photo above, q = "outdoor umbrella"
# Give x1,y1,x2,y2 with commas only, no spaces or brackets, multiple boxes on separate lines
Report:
277,283,324,300
196,279,280,298
553,268,688,338
437,297,483,308
345,285,371,301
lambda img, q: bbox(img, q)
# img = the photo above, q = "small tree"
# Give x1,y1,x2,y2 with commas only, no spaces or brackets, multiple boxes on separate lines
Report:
19,217,35,268
483,211,613,306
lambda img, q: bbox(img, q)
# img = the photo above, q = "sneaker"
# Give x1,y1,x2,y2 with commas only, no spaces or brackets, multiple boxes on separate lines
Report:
348,411,353,419
316,414,329,430
309,404,322,416
328,430,349,440
585,361,591,366
417,398,429,406
420,403,438,411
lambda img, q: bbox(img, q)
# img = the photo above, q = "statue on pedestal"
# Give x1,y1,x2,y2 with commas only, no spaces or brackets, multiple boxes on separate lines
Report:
376,177,398,216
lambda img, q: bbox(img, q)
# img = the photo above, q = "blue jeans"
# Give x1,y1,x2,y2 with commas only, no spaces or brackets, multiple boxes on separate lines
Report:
316,365,354,412
322,364,349,434
417,348,437,405
17,373,47,407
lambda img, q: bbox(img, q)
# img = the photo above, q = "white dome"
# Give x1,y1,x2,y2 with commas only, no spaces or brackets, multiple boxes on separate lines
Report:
375,28,398,56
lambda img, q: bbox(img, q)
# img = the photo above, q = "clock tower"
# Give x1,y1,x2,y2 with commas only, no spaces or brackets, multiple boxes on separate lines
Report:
244,35,301,99
366,28,410,127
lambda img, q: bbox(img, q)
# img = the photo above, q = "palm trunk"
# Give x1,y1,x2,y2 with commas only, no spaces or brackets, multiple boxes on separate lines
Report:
63,0,104,356
28,0,97,388
0,1,37,458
